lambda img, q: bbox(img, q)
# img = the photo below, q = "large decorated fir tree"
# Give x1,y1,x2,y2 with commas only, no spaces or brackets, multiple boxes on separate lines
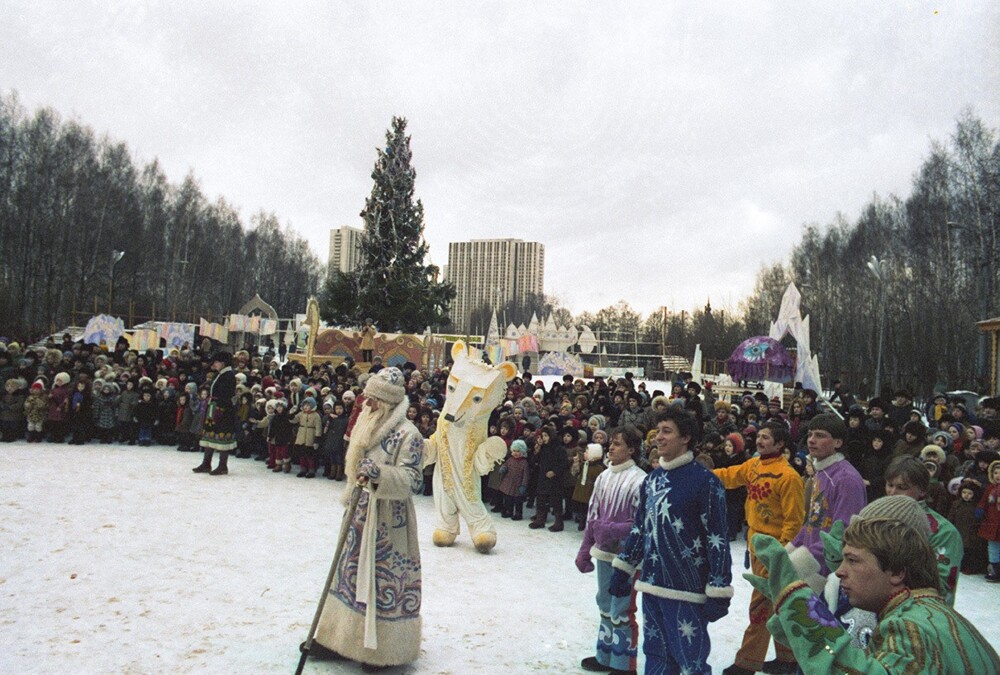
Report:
322,116,454,332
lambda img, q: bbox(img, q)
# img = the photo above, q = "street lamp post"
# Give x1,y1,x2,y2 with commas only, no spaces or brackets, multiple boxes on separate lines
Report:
866,256,890,398
109,250,125,313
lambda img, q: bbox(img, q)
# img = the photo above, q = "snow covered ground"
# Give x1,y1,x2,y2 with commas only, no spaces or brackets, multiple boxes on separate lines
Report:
2,441,998,674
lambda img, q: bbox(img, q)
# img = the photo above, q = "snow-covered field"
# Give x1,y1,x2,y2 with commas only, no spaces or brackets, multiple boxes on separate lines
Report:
1,441,997,674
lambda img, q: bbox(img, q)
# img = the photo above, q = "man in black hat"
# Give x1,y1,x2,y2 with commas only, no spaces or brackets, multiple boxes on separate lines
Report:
193,351,237,475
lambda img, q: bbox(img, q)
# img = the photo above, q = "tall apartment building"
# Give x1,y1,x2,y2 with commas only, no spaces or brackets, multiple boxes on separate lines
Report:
328,226,363,275
446,239,545,333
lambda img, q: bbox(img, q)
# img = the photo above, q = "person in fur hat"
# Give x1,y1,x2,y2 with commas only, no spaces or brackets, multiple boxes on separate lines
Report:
307,367,424,670
24,380,48,442
0,378,26,441
47,371,72,442
949,478,986,574
192,351,238,476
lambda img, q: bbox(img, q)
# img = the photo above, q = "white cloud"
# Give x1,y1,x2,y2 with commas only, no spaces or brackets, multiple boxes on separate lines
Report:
2,1,997,319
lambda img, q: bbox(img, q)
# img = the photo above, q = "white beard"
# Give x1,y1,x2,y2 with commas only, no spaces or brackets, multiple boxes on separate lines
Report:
342,397,408,503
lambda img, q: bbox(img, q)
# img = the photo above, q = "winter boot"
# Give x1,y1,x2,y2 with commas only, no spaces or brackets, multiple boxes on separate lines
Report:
580,656,613,672
528,508,547,529
987,563,1000,583
272,462,284,473
210,452,229,475
297,466,309,477
193,449,214,473
761,658,799,674
283,459,291,473
548,516,564,532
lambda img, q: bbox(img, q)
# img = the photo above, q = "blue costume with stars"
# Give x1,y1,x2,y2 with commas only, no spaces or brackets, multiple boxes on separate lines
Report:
614,452,733,674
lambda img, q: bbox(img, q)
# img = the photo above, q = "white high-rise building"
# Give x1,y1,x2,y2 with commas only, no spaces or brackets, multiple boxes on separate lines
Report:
446,239,545,333
328,226,363,275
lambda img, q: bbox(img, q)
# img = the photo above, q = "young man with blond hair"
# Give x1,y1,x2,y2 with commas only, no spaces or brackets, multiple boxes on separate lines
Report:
747,517,999,672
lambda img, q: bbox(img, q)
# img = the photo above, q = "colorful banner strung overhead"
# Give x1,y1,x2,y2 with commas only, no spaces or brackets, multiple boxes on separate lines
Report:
199,318,229,343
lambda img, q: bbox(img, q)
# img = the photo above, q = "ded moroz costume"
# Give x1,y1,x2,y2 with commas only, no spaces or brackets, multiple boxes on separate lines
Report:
311,367,425,669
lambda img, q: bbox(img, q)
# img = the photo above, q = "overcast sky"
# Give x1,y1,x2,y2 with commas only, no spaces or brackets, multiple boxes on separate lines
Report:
2,2,998,317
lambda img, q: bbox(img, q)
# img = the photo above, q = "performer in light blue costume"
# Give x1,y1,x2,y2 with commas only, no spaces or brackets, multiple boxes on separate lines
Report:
576,427,648,673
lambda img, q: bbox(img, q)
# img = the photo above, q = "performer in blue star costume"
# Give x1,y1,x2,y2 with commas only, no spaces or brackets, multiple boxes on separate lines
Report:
612,407,733,674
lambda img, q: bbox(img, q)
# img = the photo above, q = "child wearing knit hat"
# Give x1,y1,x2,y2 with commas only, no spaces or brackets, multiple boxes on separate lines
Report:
498,439,530,520
292,396,323,478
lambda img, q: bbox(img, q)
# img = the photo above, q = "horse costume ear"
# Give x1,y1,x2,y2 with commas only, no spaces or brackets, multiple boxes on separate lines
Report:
451,340,467,360
498,362,518,382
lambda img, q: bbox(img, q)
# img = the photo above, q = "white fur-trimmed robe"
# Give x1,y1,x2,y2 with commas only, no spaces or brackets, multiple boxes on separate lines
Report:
314,402,424,667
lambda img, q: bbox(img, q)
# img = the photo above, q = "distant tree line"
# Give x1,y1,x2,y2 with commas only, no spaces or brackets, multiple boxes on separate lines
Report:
0,91,321,337
738,109,1000,398
549,110,1000,397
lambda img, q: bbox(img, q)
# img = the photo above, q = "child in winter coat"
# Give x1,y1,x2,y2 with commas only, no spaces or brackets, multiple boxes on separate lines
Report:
268,399,295,473
190,387,208,441
133,389,158,446
499,439,531,520
320,399,349,480
116,379,139,444
570,442,606,530
292,396,323,478
529,426,569,532
174,392,195,452
69,379,93,445
47,372,72,442
950,479,986,574
92,383,119,444
976,459,1000,582
1,378,26,441
235,392,252,458
155,388,176,446
248,398,268,461
23,381,48,442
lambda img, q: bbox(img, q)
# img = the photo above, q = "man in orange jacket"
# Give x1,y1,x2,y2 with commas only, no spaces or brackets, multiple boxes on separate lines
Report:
714,421,805,675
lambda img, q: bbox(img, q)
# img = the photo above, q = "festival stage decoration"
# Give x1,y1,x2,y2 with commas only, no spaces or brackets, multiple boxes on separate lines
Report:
127,329,159,352
768,283,823,393
726,336,795,383
423,340,517,553
157,322,195,350
537,350,585,377
198,318,229,343
82,314,125,347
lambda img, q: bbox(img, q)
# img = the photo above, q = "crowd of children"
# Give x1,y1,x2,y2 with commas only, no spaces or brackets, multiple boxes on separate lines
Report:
3,335,1000,584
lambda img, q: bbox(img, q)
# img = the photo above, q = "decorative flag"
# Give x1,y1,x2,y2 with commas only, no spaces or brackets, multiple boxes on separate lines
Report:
158,323,195,350
199,318,229,343
127,329,159,352
259,318,277,336
82,314,125,347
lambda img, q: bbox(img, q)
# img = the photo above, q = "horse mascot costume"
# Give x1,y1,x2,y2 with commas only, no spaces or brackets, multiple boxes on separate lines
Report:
424,341,517,553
